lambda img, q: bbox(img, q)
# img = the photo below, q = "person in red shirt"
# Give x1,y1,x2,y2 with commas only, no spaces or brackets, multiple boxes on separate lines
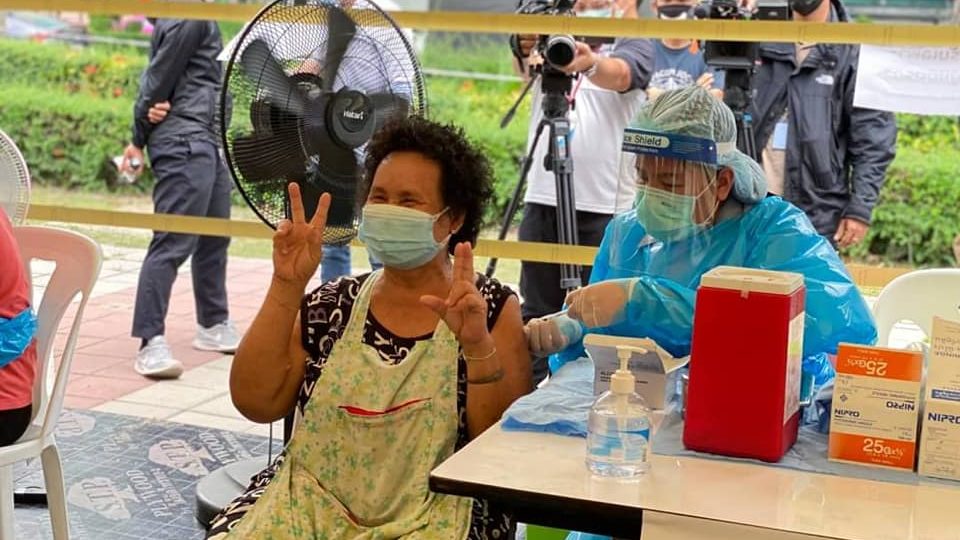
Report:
0,207,37,446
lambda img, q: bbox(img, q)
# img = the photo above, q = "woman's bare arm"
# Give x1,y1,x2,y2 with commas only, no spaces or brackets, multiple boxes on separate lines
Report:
462,295,533,439
229,278,308,423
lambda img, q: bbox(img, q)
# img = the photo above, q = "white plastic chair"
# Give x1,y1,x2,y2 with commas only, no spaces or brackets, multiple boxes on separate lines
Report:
0,226,102,540
872,268,960,347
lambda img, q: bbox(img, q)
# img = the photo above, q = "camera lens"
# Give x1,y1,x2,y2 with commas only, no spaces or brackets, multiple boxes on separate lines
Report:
544,34,576,68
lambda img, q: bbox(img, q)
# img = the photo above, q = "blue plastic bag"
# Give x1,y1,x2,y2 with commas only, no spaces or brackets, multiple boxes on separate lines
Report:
501,359,595,437
0,308,37,368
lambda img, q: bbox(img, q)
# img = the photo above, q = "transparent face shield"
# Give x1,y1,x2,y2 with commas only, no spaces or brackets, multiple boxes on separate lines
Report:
617,128,722,238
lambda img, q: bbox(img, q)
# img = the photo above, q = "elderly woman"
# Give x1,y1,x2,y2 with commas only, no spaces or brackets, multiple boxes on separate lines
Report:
207,117,531,539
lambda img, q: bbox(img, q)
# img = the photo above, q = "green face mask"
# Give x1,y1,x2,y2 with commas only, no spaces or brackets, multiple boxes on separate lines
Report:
634,185,701,240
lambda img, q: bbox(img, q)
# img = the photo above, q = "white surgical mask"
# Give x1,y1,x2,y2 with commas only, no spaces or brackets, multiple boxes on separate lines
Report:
634,179,717,241
580,7,613,17
357,204,450,270
580,3,623,18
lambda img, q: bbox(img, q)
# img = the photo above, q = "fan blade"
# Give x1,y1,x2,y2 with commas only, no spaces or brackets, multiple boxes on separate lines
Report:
321,6,358,93
306,144,359,228
239,39,306,116
233,132,306,184
368,92,410,129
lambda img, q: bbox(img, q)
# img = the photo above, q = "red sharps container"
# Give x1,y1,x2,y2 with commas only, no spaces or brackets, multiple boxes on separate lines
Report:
684,266,806,462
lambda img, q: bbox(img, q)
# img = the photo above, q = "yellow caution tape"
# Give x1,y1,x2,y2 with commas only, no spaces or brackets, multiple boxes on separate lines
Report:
28,203,274,239
27,204,911,288
27,204,909,286
1,0,959,46
26,204,598,265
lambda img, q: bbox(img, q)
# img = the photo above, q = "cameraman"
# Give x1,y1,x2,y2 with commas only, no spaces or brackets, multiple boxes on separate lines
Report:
749,0,897,249
647,0,725,101
511,0,653,384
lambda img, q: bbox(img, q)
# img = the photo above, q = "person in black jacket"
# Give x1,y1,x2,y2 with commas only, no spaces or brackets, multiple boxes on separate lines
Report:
120,18,239,379
749,0,897,249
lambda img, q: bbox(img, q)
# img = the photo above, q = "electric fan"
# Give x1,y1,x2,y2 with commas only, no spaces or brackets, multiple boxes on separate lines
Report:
0,129,31,225
220,0,427,243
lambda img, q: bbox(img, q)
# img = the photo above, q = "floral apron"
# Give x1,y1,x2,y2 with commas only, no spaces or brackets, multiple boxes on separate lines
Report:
224,271,472,539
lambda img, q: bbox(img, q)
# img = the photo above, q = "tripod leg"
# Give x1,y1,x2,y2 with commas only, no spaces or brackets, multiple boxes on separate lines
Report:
486,121,547,278
545,117,582,292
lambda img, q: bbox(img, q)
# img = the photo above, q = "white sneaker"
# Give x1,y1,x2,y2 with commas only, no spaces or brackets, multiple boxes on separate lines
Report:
193,320,241,353
134,336,184,379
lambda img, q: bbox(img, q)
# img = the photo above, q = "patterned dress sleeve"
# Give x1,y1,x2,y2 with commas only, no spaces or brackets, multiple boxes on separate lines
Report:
476,274,517,332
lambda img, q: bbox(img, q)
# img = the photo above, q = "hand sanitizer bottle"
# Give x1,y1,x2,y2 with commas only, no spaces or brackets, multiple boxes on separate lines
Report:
586,345,652,477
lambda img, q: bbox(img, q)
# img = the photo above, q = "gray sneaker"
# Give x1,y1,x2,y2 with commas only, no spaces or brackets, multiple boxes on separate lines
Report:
134,336,184,379
193,320,241,353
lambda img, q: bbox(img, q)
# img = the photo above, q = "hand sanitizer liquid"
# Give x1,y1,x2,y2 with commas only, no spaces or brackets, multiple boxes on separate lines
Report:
586,345,652,478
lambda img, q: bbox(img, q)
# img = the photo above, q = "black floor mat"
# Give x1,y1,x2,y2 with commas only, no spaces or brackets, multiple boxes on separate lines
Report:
12,409,281,540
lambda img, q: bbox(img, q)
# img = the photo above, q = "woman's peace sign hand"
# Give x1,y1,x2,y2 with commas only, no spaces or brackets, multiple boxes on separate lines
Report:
272,183,330,286
420,242,489,347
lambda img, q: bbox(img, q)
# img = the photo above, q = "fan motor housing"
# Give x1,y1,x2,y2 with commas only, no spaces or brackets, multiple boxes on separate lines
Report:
328,89,375,148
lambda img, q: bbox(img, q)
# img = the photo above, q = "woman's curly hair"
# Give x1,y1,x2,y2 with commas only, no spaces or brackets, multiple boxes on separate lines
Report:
360,116,494,254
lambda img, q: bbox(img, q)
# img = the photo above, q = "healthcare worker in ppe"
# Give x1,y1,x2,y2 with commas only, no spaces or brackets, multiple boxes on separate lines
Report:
525,85,876,394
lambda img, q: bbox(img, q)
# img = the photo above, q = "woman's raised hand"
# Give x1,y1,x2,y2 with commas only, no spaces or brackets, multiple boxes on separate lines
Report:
272,183,330,285
420,242,489,347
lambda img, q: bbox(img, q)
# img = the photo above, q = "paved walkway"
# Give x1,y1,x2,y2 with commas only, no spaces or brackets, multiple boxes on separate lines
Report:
36,245,330,439
34,243,924,441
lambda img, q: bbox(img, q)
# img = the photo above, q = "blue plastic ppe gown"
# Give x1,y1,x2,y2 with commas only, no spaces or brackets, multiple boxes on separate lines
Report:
550,196,877,386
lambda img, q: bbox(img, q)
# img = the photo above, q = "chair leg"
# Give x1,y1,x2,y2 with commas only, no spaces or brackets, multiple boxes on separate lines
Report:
41,445,70,540
0,464,15,540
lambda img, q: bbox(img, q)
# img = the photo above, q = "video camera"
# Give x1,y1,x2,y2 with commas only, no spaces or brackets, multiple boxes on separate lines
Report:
511,0,615,72
689,0,789,159
693,0,789,74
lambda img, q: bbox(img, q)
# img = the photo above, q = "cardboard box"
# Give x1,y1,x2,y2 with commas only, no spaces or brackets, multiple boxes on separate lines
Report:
828,343,923,471
927,316,960,400
918,316,960,481
584,334,689,410
918,399,960,481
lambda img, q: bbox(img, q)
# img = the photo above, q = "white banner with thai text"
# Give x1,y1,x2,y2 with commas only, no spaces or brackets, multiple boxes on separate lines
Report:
854,45,960,116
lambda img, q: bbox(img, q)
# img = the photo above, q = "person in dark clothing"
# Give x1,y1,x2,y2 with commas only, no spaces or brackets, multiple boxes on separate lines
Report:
749,0,897,248
120,18,239,380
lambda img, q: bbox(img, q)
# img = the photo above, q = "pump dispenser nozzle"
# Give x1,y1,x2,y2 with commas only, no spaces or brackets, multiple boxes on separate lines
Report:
611,345,646,395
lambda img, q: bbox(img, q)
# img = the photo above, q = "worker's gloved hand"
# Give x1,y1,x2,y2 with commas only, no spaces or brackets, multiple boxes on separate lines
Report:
565,279,636,329
525,313,583,357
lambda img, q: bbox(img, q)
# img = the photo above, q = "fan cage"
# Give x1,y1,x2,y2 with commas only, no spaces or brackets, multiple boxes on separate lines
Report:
0,130,31,226
221,0,427,245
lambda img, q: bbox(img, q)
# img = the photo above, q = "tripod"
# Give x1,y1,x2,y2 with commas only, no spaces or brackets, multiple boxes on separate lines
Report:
721,66,759,161
485,65,582,292
702,37,760,161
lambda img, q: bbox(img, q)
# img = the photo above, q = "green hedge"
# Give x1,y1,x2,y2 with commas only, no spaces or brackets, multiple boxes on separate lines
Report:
844,146,960,267
0,37,531,220
0,85,151,191
2,35,957,267
0,38,145,101
426,76,530,223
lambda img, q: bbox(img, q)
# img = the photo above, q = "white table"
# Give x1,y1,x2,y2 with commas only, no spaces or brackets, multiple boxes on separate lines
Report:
429,424,960,539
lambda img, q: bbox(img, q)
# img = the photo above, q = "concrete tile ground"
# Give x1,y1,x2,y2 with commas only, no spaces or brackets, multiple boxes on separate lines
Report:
31,245,334,438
